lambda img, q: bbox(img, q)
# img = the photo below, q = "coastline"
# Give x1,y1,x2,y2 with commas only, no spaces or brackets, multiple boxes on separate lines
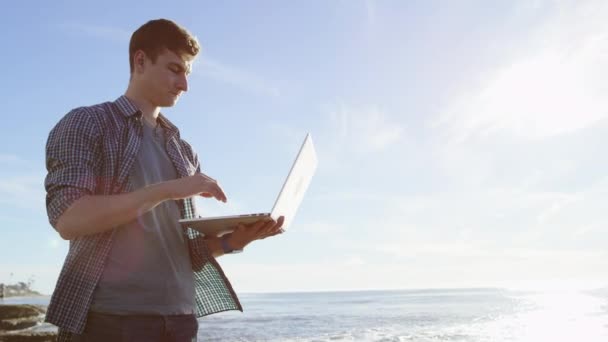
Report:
0,295,57,341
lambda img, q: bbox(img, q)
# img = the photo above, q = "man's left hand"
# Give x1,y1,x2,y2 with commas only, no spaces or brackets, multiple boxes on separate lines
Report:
227,216,285,250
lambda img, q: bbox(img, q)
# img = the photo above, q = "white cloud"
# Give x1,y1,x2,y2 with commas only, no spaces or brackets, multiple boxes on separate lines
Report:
434,0,608,142
265,122,305,151
0,174,46,210
47,238,62,249
0,263,63,295
221,261,410,293
300,177,608,290
296,221,345,235
220,247,608,293
194,196,246,218
311,191,394,203
364,0,377,26
0,154,26,165
59,23,281,98
197,57,280,97
327,104,404,154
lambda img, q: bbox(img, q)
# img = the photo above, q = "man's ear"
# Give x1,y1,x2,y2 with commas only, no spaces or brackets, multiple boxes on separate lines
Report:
133,50,146,72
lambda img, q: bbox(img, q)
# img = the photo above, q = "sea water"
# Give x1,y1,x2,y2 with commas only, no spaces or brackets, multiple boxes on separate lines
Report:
197,288,608,341
4,288,607,341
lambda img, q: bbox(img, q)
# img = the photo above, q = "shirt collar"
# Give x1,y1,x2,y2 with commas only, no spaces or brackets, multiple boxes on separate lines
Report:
157,113,179,134
115,95,141,118
114,95,179,137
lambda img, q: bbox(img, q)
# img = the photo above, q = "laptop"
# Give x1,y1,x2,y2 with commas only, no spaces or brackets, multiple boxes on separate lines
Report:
179,133,318,236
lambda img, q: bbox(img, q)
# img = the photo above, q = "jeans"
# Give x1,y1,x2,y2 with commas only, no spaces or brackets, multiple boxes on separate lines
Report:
73,311,198,342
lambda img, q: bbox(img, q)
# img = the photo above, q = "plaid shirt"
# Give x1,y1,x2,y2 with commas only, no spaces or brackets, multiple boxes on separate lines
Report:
44,96,242,341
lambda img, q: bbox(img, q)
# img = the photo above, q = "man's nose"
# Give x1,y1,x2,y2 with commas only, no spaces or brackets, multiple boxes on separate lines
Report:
177,74,188,92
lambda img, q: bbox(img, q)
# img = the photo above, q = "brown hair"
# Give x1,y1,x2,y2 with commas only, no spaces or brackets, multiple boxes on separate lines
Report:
129,19,200,73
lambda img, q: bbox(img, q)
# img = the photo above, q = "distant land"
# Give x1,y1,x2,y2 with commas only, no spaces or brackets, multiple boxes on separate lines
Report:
1,282,42,298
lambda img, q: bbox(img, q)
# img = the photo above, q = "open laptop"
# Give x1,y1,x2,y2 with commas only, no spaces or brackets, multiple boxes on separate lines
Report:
179,133,318,236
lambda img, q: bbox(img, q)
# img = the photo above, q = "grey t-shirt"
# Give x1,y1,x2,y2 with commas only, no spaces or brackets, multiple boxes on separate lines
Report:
90,121,195,315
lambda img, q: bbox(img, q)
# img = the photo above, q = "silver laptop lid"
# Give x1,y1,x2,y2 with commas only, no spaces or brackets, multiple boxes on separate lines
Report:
270,133,318,230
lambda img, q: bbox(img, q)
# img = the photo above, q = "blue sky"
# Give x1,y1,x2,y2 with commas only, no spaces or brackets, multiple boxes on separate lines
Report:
1,0,607,294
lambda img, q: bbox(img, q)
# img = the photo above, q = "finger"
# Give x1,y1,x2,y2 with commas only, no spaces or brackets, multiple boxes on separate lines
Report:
203,184,226,203
254,218,273,229
200,190,225,203
262,219,279,231
260,229,283,239
260,223,282,238
251,221,270,235
240,220,267,232
196,174,226,202
265,221,281,232
214,193,227,203
264,216,284,232
247,220,272,237
274,216,285,229
213,183,227,203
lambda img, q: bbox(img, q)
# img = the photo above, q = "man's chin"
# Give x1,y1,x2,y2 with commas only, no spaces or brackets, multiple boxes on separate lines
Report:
159,98,179,108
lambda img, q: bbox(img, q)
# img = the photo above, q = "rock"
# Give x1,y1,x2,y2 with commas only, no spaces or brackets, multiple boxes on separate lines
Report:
0,305,56,342
0,306,45,321
0,317,42,331
0,331,57,342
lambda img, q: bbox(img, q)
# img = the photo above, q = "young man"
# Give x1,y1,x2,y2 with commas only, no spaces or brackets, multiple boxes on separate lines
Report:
44,19,284,342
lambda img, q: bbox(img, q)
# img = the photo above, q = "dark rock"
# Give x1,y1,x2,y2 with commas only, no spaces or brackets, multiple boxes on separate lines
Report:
0,317,42,331
0,306,45,321
0,305,56,342
0,331,57,342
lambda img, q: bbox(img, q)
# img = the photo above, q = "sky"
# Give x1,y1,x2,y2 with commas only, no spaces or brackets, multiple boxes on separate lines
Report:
0,0,607,295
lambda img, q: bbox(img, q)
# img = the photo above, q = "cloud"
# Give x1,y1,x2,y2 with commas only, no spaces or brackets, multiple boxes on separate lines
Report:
60,23,131,43
220,260,411,293
194,196,245,218
0,263,63,295
305,174,608,288
47,237,63,249
365,0,377,26
434,0,608,142
58,23,281,97
327,104,404,154
296,221,345,235
196,57,280,97
0,154,27,165
0,174,46,210
219,246,608,292
265,122,306,150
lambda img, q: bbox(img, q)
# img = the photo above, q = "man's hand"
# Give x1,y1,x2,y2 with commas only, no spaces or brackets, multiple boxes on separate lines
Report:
166,173,227,203
228,216,285,250
54,172,228,240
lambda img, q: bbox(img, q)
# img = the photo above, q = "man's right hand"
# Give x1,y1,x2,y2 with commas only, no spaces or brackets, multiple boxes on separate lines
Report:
55,172,227,240
166,173,227,203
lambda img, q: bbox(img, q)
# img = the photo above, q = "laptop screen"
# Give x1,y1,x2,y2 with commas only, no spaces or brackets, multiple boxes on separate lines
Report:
270,133,318,230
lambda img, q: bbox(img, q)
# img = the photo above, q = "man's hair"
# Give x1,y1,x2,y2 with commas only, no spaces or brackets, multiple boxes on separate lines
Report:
129,19,200,73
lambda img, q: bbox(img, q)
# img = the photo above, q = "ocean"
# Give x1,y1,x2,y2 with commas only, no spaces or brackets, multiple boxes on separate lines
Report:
3,288,607,341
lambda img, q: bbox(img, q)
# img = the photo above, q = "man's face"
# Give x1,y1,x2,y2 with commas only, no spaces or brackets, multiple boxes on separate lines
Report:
137,48,194,107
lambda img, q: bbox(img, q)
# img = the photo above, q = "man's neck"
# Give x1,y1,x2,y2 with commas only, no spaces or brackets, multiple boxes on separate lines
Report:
124,88,161,127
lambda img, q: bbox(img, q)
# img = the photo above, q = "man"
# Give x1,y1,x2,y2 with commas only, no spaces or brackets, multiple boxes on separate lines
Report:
44,18,284,341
